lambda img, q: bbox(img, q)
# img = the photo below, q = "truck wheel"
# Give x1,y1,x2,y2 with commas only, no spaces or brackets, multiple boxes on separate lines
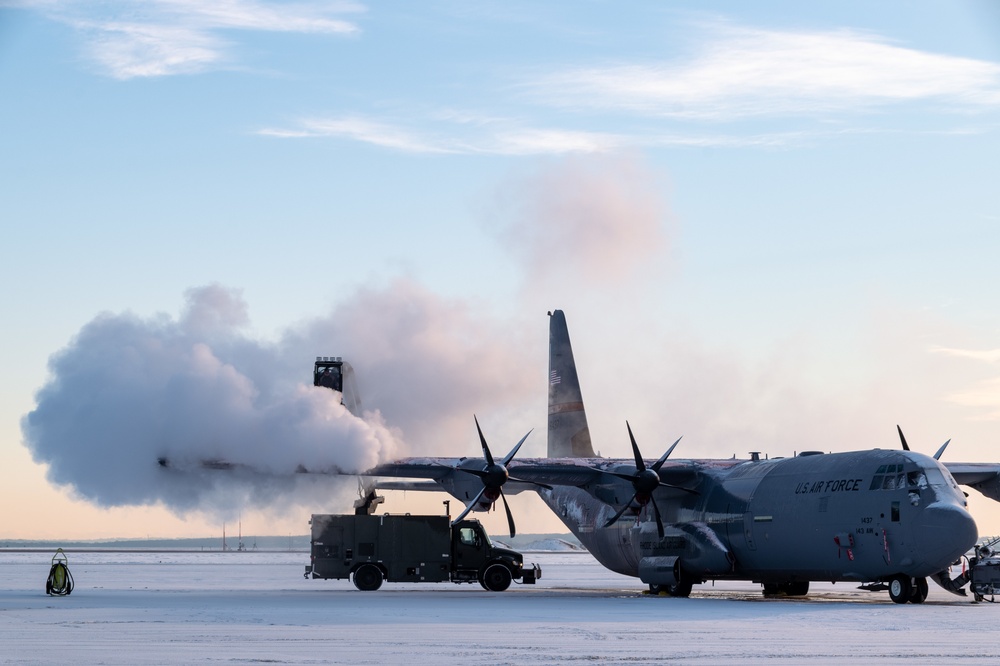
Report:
480,563,512,592
353,564,383,591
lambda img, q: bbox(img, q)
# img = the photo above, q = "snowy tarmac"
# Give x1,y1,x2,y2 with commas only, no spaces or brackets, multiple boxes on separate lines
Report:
2,550,999,664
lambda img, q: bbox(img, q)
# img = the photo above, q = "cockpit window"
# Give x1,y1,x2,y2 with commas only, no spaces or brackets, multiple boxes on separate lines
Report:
924,467,946,487
907,471,928,489
870,465,927,492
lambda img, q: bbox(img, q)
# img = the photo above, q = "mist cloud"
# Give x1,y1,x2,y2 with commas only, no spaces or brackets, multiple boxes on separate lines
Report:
21,281,535,516
490,152,670,288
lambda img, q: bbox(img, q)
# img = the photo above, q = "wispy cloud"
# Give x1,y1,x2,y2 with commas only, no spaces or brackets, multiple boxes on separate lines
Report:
259,117,459,154
258,19,1000,154
944,377,1000,421
258,115,633,155
21,0,364,78
930,346,1000,420
257,114,820,155
528,24,1000,120
930,346,1000,364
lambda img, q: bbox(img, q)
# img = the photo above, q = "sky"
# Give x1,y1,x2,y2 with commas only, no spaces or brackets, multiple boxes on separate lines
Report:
2,0,1000,540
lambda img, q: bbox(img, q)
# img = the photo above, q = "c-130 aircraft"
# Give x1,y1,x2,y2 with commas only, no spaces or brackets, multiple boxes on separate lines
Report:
358,310,1000,603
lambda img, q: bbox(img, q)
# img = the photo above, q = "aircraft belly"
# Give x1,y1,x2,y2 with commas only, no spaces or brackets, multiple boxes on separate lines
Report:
539,488,639,577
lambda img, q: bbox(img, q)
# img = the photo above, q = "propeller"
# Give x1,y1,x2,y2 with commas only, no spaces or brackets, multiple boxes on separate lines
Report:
603,422,695,539
450,416,548,538
897,425,951,460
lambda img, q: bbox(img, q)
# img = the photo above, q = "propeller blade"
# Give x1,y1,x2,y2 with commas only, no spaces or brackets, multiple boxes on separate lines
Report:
652,437,683,471
897,425,910,451
650,496,664,540
508,476,553,491
604,492,637,528
627,422,646,471
475,415,495,467
456,468,490,480
933,439,952,461
661,482,700,496
605,470,643,483
452,486,487,525
500,489,516,538
501,429,533,466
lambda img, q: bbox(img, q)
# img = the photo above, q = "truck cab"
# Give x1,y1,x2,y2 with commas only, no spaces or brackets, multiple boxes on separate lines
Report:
450,519,534,591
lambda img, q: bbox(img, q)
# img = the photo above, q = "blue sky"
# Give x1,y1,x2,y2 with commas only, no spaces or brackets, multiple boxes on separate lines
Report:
3,1,1000,539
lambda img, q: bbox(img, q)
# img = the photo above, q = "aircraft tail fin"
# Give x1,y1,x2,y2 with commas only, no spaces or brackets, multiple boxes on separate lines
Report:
547,310,596,458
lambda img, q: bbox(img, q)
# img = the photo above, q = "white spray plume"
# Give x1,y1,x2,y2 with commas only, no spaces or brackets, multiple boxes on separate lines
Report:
22,281,535,517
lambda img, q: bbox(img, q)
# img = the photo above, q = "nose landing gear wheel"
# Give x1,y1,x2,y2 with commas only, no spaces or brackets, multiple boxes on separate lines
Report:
888,574,912,604
909,577,929,604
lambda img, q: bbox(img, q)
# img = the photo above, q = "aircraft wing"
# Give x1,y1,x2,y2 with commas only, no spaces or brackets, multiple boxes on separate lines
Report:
944,462,1000,502
361,458,460,480
360,457,607,490
357,456,711,505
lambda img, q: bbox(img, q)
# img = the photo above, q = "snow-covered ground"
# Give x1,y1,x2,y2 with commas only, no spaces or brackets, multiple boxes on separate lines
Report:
2,550,999,664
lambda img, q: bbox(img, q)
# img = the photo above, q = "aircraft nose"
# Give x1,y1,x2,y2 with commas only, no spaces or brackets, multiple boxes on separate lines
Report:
918,502,978,568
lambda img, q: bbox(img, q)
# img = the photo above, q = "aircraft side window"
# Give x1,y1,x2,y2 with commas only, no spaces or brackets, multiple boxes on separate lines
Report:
870,476,884,491
876,465,887,474
882,475,896,490
891,501,900,522
896,473,905,489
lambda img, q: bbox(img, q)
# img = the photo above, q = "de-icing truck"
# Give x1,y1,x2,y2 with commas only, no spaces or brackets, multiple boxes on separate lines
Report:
305,511,540,591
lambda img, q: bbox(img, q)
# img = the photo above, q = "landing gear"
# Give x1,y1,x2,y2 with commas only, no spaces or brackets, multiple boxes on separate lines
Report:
762,581,808,597
885,575,929,604
888,574,912,604
666,577,694,598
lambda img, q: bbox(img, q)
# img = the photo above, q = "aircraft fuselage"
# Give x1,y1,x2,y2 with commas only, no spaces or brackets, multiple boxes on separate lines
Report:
539,448,976,586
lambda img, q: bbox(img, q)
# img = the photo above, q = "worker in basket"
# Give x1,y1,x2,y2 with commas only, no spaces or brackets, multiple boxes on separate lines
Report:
46,548,74,596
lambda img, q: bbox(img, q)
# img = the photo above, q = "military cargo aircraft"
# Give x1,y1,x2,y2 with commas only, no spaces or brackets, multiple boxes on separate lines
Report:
356,310,1000,603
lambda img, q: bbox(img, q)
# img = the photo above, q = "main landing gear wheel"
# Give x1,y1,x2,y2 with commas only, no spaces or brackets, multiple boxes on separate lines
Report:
353,564,383,591
480,563,512,592
762,582,808,597
910,577,929,604
666,577,693,598
888,574,912,604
